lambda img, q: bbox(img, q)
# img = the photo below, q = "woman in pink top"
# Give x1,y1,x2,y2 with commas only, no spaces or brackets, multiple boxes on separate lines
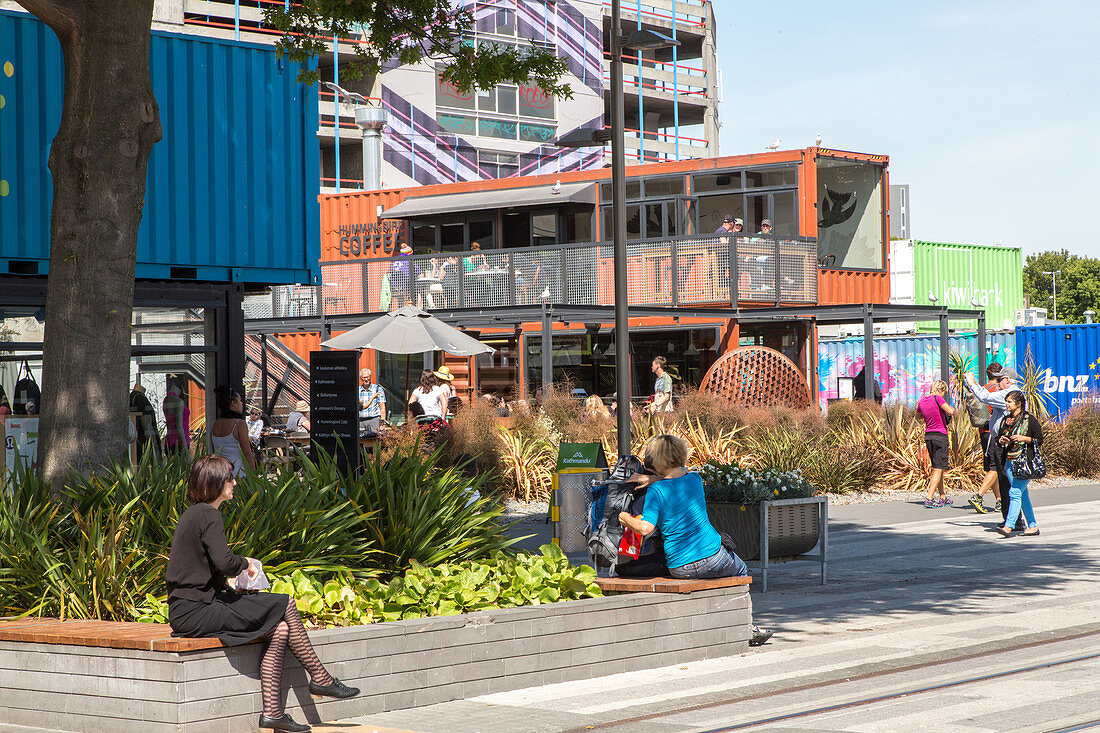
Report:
917,380,956,508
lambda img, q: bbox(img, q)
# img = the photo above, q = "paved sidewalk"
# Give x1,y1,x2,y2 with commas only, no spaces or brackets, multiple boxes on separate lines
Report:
327,482,1100,732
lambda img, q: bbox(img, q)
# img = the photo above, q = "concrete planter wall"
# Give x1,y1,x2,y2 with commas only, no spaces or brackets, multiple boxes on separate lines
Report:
0,587,750,733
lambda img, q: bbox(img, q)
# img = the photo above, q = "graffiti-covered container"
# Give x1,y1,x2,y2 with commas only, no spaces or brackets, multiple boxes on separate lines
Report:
893,240,1024,333
1016,324,1100,419
818,331,1016,409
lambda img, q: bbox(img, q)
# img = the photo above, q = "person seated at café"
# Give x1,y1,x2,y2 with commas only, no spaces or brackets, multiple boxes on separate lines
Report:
210,386,257,477
463,241,488,273
245,406,265,452
409,371,447,423
584,395,611,420
623,434,772,645
286,400,311,433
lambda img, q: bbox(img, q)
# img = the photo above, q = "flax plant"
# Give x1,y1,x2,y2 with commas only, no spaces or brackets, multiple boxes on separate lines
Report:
496,427,556,503
1018,346,1056,422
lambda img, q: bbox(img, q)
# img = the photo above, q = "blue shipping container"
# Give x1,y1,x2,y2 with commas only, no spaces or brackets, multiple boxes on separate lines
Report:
819,332,1016,409
1016,324,1100,419
0,10,319,285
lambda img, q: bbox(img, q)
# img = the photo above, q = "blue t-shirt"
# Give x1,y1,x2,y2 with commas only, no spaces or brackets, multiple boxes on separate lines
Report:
640,472,722,569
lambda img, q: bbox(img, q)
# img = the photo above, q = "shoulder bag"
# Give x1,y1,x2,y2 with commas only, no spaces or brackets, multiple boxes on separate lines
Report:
1010,418,1046,480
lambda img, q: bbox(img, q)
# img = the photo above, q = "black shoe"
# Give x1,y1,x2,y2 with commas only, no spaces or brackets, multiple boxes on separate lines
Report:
749,624,773,646
309,676,359,699
258,713,311,732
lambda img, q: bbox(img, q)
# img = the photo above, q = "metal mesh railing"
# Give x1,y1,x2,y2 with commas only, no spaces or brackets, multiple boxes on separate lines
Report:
258,233,818,319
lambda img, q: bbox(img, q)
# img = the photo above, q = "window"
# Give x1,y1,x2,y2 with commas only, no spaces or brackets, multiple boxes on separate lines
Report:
436,75,475,111
532,212,556,246
745,166,796,188
518,84,555,119
478,151,518,179
563,209,593,243
772,192,797,237
599,180,642,202
644,177,685,197
502,212,530,248
439,113,476,136
693,172,742,192
478,118,518,140
497,86,517,115
440,223,464,251
412,224,435,252
644,203,666,239
469,220,495,249
435,38,557,143
816,158,884,269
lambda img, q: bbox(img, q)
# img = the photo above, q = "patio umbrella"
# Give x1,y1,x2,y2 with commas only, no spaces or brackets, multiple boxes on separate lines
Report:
321,305,494,421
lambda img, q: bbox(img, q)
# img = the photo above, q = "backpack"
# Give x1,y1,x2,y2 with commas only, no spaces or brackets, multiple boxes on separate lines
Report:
12,361,41,415
962,387,990,429
587,455,649,577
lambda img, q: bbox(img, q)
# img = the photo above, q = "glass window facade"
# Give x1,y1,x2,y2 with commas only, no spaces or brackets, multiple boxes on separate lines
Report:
525,327,720,400
816,157,884,269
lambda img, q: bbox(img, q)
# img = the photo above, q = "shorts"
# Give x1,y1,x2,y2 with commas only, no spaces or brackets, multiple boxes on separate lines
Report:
980,430,995,472
925,432,949,470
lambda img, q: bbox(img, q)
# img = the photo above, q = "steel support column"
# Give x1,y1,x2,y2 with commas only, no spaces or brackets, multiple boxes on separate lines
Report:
611,0,632,458
939,311,950,385
977,313,987,380
863,305,875,401
541,299,553,394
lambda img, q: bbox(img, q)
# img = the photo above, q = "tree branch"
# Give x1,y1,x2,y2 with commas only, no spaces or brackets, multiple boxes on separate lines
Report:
15,0,82,37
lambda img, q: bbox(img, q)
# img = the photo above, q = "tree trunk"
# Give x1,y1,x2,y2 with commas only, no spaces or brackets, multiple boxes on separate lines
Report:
18,0,162,489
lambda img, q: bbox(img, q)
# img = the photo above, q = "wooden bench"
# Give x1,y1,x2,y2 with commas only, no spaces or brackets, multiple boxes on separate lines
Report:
0,617,245,652
594,575,751,594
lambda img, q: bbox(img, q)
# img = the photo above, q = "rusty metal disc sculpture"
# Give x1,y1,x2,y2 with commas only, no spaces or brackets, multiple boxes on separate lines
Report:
700,346,811,410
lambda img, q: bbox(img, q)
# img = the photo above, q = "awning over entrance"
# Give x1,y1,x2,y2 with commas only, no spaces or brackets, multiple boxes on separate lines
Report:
379,181,598,219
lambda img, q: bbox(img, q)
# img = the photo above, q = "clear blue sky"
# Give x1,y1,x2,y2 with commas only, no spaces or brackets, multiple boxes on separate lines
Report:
713,0,1100,260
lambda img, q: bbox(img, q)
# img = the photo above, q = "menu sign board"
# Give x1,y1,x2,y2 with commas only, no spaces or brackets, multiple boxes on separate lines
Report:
309,351,360,472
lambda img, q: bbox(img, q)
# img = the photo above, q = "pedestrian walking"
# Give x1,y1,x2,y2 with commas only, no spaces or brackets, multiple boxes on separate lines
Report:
167,456,358,732
965,366,1025,528
963,362,1003,513
995,391,1043,538
648,356,675,414
917,380,955,508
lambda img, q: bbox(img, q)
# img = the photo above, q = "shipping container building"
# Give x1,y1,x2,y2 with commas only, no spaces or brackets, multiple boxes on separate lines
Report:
0,9,320,428
1016,324,1100,419
818,331,1016,409
0,10,320,284
889,239,1023,334
247,146,970,409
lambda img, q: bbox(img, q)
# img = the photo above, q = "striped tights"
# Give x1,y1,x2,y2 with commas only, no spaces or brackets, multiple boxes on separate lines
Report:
259,600,334,717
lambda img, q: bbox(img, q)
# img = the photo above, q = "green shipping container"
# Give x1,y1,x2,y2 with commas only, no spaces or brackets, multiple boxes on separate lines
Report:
912,240,1023,332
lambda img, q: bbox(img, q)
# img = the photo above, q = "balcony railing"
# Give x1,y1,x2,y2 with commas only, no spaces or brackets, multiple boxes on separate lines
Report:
257,234,817,320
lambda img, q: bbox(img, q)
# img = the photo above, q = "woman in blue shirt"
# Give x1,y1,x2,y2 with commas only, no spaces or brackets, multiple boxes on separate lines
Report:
620,435,748,579
621,435,772,645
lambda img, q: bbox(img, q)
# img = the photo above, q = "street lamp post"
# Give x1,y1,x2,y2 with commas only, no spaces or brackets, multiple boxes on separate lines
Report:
557,0,678,461
1042,269,1061,321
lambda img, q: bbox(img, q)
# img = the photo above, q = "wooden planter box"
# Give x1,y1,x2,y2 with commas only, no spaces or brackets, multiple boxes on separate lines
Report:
706,496,827,592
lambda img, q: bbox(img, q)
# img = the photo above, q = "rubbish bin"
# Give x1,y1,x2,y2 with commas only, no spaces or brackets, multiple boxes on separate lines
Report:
551,443,608,555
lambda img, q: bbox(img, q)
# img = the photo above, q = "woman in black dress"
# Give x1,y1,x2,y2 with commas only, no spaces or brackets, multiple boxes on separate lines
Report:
167,455,358,732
